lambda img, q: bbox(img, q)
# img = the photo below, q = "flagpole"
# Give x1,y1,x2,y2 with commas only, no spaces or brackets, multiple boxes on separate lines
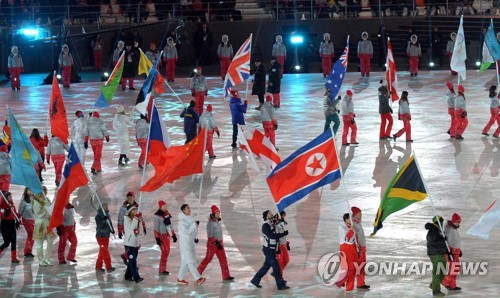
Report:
412,151,454,260
0,191,21,222
330,124,358,252
195,123,209,221
45,71,57,135
387,38,393,108
496,59,500,86
238,125,281,218
137,96,155,212
163,77,184,106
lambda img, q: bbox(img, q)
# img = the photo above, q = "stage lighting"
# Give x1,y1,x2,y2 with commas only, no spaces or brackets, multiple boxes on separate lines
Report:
101,72,110,81
291,35,304,44
294,65,301,71
429,62,435,67
476,61,481,66
104,72,109,77
20,28,39,37
56,74,62,80
193,68,198,73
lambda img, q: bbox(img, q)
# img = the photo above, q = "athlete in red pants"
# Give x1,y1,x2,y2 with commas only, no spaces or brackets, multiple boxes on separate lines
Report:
198,205,234,281
407,35,421,77
46,135,69,186
95,203,115,272
446,82,456,136
357,32,373,77
482,85,500,136
58,203,78,264
261,96,278,147
190,67,208,116
319,33,334,77
276,211,290,280
378,80,393,139
351,207,370,290
335,213,358,293
393,91,413,142
18,188,35,257
442,213,462,291
217,35,233,80
154,200,177,275
162,37,178,82
86,112,109,174
272,35,287,78
8,45,24,90
341,90,358,146
453,85,468,140
58,44,73,88
199,104,220,158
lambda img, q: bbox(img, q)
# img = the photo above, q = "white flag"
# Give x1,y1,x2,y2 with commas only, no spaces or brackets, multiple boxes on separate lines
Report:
450,16,467,80
467,200,500,239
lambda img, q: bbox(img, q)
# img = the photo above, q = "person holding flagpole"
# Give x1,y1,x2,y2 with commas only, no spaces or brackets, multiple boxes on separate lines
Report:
482,85,500,137
335,213,357,293
57,202,78,264
275,210,290,283
378,80,393,139
351,207,370,290
425,215,448,297
453,85,468,140
95,203,115,273
446,82,457,137
441,213,463,292
135,113,149,168
123,205,144,283
0,140,11,192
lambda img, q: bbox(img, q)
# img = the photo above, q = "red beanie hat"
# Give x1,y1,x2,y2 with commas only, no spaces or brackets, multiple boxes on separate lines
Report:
126,191,135,197
211,205,220,214
230,89,239,97
158,200,166,208
458,85,464,92
266,95,273,102
92,111,100,118
446,82,453,90
207,104,213,112
346,90,353,97
351,206,361,216
451,213,461,222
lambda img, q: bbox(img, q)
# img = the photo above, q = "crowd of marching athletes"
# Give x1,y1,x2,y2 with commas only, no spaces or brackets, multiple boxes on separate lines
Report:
0,28,499,295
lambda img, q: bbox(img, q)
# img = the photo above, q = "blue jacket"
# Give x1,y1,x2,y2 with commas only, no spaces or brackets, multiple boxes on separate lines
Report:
180,106,199,135
230,97,247,125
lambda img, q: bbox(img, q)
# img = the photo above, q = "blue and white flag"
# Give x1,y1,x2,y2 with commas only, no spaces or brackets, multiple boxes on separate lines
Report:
485,19,500,62
325,36,349,101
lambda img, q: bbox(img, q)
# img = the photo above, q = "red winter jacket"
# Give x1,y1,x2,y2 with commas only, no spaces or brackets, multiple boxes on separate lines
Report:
30,136,49,157
0,200,18,221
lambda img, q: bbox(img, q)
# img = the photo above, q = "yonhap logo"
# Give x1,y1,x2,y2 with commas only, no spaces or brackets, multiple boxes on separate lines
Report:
317,251,347,286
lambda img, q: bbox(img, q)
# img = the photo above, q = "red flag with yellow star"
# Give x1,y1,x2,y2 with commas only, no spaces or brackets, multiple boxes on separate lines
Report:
266,129,341,212
140,128,206,192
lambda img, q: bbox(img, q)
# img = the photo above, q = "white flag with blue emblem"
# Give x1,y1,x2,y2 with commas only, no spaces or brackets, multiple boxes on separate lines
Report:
450,16,467,81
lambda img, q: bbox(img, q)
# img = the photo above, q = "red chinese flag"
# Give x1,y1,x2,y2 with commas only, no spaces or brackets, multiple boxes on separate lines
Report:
49,74,69,144
140,128,206,192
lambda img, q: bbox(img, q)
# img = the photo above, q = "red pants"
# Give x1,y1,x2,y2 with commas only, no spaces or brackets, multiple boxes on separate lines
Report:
448,107,456,136
51,154,66,184
58,225,77,262
453,109,468,136
342,115,357,144
276,244,289,278
158,234,171,272
22,218,34,255
336,243,357,291
137,138,147,166
197,238,231,279
272,93,281,107
96,237,112,270
194,92,206,116
166,58,176,81
395,114,412,141
90,139,104,171
62,66,72,87
442,248,461,289
121,77,134,89
220,57,231,80
206,130,215,156
359,54,371,76
0,174,10,192
380,112,393,138
322,55,333,76
262,121,276,146
482,108,500,134
276,55,285,77
409,56,419,74
356,246,367,287
93,50,102,69
9,67,22,88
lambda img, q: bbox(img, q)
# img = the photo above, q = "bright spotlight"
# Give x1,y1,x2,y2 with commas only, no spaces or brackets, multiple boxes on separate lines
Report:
475,61,481,66
384,63,387,68
21,28,39,37
103,72,109,77
56,74,62,80
291,36,304,44
429,62,435,67
193,68,198,73
294,65,301,71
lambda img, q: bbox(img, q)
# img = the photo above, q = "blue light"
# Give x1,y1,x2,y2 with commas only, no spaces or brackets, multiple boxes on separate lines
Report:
291,35,304,44
21,28,39,37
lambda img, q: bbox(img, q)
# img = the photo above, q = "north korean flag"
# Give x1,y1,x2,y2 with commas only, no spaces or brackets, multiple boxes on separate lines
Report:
266,129,341,212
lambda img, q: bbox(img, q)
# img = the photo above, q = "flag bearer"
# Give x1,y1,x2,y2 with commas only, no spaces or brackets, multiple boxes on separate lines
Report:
446,83,456,137
453,85,468,140
57,202,78,264
335,213,357,293
351,207,370,290
425,215,448,297
442,213,463,292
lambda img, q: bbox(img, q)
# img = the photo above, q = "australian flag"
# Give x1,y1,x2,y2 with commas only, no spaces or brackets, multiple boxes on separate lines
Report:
325,37,349,101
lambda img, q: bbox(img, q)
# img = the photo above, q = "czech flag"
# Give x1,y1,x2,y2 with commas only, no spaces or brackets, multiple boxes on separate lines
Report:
148,104,171,165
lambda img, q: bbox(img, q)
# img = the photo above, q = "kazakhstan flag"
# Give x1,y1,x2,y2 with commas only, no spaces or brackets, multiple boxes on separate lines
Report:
8,108,43,195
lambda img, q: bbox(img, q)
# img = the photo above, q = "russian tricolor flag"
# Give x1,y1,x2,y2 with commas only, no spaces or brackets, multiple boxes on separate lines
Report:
266,129,341,212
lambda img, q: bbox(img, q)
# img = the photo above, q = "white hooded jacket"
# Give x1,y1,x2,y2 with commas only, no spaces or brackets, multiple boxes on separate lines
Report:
177,212,198,264
112,113,131,155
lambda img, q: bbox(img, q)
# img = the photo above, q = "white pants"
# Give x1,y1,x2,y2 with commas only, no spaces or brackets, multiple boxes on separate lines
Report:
177,261,201,280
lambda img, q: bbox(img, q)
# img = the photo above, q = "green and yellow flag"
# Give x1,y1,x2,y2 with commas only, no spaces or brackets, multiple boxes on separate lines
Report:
370,155,427,236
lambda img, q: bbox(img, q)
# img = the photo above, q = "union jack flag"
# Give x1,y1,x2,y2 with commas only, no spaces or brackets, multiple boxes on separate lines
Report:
223,35,252,97
325,37,350,101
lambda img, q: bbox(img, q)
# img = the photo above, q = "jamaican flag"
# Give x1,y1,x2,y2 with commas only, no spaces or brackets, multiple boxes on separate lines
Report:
370,155,427,236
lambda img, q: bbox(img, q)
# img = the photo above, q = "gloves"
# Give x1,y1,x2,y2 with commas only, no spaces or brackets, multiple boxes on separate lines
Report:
136,212,142,219
216,130,220,137
163,217,171,226
134,228,139,235
103,215,108,220
15,221,20,230
84,142,88,149
143,227,147,235
205,90,208,96
244,100,248,105
56,226,62,236
459,250,463,257
283,230,289,236
118,232,123,239
105,135,110,142
215,240,223,250
286,241,290,251
274,124,278,130
194,238,199,244
46,159,50,165
156,238,162,246
172,234,177,243
195,220,200,226
350,119,355,124
462,111,467,118
191,89,195,97
389,108,393,114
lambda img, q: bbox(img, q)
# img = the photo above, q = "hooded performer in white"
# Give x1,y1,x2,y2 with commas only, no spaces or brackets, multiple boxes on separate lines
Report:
70,110,88,166
112,104,132,166
177,204,205,285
